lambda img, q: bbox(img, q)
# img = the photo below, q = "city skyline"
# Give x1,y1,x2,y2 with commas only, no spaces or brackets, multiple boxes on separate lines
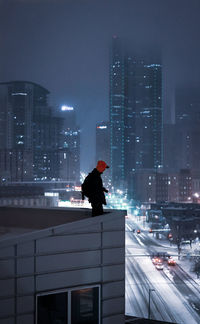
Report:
1,0,200,170
1,2,200,322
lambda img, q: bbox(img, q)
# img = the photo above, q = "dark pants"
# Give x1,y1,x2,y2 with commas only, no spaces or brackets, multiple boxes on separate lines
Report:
91,202,103,216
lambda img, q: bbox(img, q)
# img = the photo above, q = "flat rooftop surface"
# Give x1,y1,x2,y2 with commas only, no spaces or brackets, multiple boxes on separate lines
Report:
0,206,123,241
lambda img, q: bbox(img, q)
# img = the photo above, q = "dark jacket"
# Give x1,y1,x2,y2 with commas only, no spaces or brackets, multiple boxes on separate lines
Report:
83,168,107,205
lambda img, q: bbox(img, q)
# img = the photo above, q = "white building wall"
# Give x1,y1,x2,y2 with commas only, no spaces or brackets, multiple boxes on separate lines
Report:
0,209,125,324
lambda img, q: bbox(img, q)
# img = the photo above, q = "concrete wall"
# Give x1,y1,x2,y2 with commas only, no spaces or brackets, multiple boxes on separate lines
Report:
0,208,125,324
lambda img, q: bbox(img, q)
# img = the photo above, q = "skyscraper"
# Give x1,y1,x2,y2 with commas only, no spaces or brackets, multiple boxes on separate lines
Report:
96,121,110,164
109,37,163,196
0,81,65,182
59,106,80,183
134,62,163,170
124,56,136,184
0,81,49,181
174,87,200,173
109,36,125,188
96,121,110,187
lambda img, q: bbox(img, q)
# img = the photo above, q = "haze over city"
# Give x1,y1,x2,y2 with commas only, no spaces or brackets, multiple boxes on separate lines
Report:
1,0,200,170
1,1,200,324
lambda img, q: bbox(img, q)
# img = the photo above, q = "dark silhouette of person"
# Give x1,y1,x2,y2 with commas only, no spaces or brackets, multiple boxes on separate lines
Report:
82,160,109,216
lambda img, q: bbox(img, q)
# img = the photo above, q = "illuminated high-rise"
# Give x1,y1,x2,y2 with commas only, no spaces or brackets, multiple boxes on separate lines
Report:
175,87,200,173
134,61,163,170
109,37,163,195
96,121,110,164
59,105,80,183
109,36,125,188
0,81,65,182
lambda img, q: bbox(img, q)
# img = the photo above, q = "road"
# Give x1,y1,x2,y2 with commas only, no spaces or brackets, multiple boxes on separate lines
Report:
125,218,200,323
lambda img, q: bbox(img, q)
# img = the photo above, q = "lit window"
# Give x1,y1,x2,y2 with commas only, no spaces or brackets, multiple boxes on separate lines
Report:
71,287,99,324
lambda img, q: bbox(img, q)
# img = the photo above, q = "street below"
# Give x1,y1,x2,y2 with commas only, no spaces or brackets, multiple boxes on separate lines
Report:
126,217,200,323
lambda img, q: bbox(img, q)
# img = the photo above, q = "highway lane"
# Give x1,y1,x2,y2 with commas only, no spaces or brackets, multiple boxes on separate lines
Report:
125,218,200,323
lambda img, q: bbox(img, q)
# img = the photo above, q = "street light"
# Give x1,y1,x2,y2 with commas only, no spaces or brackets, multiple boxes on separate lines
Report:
148,288,155,319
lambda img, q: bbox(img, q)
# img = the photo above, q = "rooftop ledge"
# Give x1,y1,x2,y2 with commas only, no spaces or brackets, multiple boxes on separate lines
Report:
0,206,126,246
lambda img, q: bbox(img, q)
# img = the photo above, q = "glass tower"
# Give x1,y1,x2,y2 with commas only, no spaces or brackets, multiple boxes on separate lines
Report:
0,81,64,182
109,36,125,188
134,62,163,170
109,38,163,193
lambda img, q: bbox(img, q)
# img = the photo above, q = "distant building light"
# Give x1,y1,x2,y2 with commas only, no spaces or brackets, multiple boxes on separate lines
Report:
145,64,161,68
45,192,59,197
97,126,107,129
11,92,27,96
61,105,74,111
74,186,81,191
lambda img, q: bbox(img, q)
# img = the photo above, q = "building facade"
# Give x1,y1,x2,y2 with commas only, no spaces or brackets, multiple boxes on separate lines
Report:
59,106,80,183
0,81,69,182
132,169,191,204
96,122,110,164
165,88,200,173
0,207,125,324
109,36,125,189
109,38,163,195
134,62,163,170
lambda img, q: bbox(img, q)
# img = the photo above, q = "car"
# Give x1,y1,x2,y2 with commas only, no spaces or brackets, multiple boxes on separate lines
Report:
156,262,164,270
180,240,190,246
149,228,153,233
168,258,176,266
137,229,141,234
152,257,159,265
152,257,162,265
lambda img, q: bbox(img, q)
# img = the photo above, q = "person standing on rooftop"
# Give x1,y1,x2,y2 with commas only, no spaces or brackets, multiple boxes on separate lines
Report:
81,160,109,216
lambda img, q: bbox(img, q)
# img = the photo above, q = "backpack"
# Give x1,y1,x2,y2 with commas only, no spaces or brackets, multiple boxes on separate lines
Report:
81,173,92,198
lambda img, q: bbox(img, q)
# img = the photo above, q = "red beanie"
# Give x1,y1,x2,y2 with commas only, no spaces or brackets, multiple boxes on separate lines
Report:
96,160,109,173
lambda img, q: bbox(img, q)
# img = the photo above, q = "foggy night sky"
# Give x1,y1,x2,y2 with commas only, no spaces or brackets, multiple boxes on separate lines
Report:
0,0,200,172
